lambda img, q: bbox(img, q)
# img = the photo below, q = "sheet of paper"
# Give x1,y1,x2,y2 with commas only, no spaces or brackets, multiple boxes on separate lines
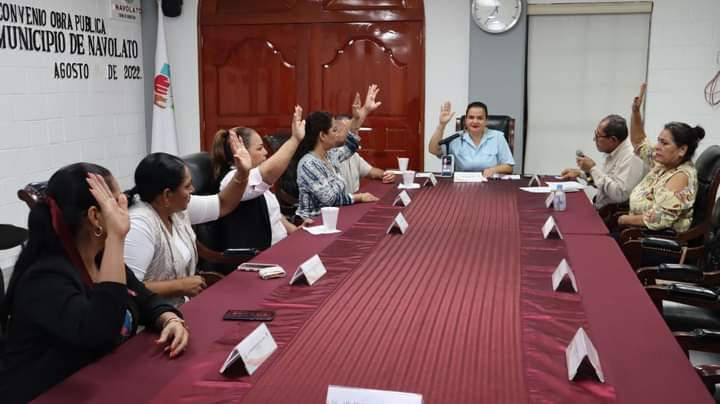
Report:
327,385,423,404
303,225,342,235
545,181,586,192
520,186,552,193
453,171,487,183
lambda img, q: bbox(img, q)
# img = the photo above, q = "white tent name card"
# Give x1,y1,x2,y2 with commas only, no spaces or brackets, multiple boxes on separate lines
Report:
387,212,409,234
219,323,277,375
289,254,327,286
416,172,437,187
541,216,563,239
552,259,578,293
565,327,605,383
528,174,542,186
327,385,423,404
393,191,412,207
545,192,554,208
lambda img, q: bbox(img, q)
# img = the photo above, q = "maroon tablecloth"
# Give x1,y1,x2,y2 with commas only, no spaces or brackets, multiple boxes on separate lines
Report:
35,179,711,403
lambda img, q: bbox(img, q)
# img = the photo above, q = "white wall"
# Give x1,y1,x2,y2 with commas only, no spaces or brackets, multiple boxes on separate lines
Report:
0,0,147,279
163,0,200,155
644,0,720,155
423,0,470,172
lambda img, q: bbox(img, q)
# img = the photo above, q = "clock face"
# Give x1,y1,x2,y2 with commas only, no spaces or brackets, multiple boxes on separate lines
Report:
472,0,523,34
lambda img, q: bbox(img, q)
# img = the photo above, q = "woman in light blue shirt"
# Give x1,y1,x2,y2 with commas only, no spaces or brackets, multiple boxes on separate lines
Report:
428,101,515,176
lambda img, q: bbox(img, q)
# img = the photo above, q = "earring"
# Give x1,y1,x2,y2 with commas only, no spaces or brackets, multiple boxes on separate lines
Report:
94,225,103,238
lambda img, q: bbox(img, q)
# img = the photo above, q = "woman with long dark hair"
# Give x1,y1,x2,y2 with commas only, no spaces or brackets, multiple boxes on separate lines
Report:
0,163,188,403
294,85,382,218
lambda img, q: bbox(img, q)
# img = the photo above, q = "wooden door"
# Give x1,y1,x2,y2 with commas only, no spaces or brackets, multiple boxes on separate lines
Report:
199,0,425,170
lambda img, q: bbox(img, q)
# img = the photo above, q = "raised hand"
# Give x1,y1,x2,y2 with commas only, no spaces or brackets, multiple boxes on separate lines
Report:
228,129,252,176
351,92,362,120
632,83,646,114
291,105,305,142
86,173,129,239
439,101,455,126
362,84,382,114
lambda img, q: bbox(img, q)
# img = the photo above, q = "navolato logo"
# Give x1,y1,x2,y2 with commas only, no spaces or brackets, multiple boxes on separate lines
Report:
154,63,171,109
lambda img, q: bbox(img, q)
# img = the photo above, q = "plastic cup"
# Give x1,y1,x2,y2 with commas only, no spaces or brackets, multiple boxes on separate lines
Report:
398,157,409,171
402,170,416,186
321,207,339,230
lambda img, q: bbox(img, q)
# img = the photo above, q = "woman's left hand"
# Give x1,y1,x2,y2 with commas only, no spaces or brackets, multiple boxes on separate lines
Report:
228,130,252,177
381,171,395,183
617,215,629,225
156,317,189,359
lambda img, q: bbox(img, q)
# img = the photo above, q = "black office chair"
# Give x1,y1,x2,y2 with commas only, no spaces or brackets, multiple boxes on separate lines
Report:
455,114,515,153
182,152,258,277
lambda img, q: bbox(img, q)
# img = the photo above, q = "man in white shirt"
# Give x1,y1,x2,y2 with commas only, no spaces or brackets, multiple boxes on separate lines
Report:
334,114,394,192
560,114,644,209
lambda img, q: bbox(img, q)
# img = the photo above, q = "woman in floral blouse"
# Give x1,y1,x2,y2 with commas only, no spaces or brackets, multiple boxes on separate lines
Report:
618,84,705,232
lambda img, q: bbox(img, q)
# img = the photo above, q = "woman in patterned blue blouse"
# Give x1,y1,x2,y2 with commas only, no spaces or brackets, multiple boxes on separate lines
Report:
294,85,383,218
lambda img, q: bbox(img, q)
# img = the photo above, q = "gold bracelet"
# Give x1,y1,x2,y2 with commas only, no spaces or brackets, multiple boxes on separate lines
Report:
162,316,189,331
232,176,248,186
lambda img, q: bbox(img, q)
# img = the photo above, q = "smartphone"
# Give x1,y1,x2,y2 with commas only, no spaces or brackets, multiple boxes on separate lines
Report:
223,248,259,256
441,155,454,177
223,310,275,321
237,262,279,272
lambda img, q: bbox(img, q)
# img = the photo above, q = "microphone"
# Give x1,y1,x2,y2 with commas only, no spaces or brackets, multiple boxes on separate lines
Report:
575,149,593,184
438,133,461,147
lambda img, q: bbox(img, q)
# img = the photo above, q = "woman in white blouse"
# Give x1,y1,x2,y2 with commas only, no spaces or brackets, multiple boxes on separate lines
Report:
123,135,250,306
211,106,308,247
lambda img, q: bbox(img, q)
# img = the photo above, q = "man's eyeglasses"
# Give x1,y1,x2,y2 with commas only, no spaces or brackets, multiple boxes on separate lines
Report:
593,130,611,140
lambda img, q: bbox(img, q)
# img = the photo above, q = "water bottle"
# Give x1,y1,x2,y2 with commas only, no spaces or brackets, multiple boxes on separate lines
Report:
553,184,567,212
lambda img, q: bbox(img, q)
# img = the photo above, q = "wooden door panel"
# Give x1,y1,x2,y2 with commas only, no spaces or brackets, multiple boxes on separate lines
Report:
311,22,423,170
199,1,424,169
201,24,306,149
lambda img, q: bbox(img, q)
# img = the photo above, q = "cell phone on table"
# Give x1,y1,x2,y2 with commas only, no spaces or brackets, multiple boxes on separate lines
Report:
237,262,278,272
441,155,454,177
223,310,275,321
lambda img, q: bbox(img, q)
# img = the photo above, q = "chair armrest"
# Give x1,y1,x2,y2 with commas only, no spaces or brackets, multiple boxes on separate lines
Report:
641,237,682,252
695,364,720,385
668,283,718,300
656,263,704,283
197,241,255,265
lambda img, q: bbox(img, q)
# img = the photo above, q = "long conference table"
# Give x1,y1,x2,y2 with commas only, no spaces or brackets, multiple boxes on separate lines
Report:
37,178,712,403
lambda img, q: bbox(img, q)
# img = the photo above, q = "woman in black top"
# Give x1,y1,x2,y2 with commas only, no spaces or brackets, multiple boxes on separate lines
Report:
0,163,190,403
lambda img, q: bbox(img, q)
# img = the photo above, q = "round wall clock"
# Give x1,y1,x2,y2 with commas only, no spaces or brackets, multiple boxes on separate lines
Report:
471,0,523,34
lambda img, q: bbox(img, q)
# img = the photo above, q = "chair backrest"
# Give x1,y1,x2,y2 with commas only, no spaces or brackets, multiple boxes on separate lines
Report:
263,132,291,156
17,181,48,209
690,145,720,228
182,152,216,196
454,114,515,152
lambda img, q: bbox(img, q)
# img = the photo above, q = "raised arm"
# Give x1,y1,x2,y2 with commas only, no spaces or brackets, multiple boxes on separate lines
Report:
257,106,305,185
217,133,251,217
349,84,382,133
428,101,455,157
630,83,647,148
